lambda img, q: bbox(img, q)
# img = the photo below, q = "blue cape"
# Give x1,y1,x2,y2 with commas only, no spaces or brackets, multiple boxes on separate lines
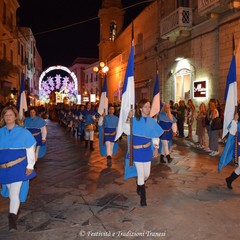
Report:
98,125,118,156
0,125,36,149
132,117,163,138
24,116,46,129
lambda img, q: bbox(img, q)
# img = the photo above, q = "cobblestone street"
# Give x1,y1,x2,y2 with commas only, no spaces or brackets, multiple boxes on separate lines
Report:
1,120,240,240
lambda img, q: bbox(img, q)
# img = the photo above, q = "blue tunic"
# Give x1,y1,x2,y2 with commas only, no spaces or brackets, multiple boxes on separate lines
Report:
99,114,119,156
0,125,36,184
81,109,96,126
132,117,163,162
158,112,177,140
24,116,46,146
103,114,119,142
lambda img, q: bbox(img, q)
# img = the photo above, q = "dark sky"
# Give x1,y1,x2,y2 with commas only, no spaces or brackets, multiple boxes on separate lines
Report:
17,0,152,70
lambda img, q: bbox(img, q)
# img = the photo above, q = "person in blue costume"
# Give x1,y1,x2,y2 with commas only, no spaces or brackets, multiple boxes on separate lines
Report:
98,105,119,167
158,103,177,164
126,99,163,206
24,107,47,161
80,102,97,151
0,106,36,231
224,107,240,189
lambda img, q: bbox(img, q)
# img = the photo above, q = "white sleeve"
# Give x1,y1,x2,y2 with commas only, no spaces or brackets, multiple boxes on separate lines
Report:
26,145,36,169
172,122,177,133
229,120,238,136
98,116,104,126
152,138,160,148
41,126,47,140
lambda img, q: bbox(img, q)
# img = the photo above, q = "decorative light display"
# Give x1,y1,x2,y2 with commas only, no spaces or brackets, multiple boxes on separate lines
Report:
39,65,78,103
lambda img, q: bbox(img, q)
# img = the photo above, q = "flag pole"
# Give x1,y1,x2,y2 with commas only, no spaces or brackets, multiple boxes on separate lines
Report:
129,104,133,167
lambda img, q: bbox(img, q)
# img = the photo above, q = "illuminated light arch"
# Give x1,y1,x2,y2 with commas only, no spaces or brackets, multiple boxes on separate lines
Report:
39,65,78,91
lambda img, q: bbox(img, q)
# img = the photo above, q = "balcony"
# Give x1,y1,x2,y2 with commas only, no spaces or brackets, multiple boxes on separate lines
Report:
198,0,240,17
160,7,192,42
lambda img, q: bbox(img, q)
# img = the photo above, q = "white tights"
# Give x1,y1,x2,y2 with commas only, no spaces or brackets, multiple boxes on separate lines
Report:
85,130,94,141
160,140,170,155
106,141,114,156
134,161,151,185
6,181,22,214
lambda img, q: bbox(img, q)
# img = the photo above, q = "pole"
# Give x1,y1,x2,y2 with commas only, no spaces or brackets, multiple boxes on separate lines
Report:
130,104,133,167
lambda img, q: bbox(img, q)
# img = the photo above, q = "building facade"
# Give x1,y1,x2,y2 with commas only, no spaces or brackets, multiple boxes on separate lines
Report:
98,0,240,107
0,0,42,105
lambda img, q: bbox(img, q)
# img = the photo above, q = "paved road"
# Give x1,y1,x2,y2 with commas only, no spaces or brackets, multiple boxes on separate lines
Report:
1,120,240,240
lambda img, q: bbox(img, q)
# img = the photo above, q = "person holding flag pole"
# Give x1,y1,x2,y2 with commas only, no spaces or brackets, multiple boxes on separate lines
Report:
98,75,119,167
218,37,238,188
18,73,28,122
115,24,163,206
150,66,160,118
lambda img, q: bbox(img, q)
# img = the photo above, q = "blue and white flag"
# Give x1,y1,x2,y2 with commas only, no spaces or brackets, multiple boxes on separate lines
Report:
98,75,108,116
18,73,28,121
115,43,135,141
150,70,160,117
222,55,238,138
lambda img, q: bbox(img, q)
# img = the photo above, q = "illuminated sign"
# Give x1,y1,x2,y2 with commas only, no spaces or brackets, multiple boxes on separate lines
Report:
90,94,96,102
193,79,208,99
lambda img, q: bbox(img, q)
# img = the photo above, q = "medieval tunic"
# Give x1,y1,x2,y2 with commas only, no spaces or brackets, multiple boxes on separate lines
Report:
98,114,119,156
126,117,163,162
81,109,96,127
158,112,177,141
0,125,36,202
24,116,47,146
102,114,119,142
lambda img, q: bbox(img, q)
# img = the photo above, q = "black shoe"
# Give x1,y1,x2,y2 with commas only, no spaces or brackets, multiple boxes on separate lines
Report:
160,155,166,164
90,141,94,151
166,154,173,163
8,213,17,232
107,156,112,167
226,171,239,189
139,185,147,207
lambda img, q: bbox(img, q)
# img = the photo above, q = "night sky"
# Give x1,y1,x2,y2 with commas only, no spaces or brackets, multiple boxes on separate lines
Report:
17,0,152,70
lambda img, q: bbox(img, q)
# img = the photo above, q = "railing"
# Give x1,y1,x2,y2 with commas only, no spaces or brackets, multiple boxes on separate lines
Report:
160,7,192,37
198,0,220,12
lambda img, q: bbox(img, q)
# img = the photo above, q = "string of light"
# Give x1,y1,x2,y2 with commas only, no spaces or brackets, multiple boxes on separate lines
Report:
0,0,154,43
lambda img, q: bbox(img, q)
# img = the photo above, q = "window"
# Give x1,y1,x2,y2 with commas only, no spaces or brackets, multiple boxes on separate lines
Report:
3,2,6,24
175,70,192,102
177,0,189,7
3,44,6,59
10,50,13,64
18,41,20,55
10,12,13,29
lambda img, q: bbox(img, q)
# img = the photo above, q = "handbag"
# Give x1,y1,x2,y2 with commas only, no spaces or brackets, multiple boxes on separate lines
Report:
211,117,223,130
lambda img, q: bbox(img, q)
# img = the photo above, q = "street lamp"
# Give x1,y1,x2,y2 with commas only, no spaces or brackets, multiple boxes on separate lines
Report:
93,62,109,96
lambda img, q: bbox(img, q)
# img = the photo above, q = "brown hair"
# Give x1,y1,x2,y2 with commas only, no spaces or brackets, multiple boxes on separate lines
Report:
135,98,150,120
0,105,22,127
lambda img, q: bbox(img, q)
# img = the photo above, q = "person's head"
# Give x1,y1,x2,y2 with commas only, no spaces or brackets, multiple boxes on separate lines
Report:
135,98,151,120
209,101,216,110
161,103,171,114
237,103,240,119
29,107,37,118
0,105,21,127
86,102,91,110
108,106,115,115
199,102,207,112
